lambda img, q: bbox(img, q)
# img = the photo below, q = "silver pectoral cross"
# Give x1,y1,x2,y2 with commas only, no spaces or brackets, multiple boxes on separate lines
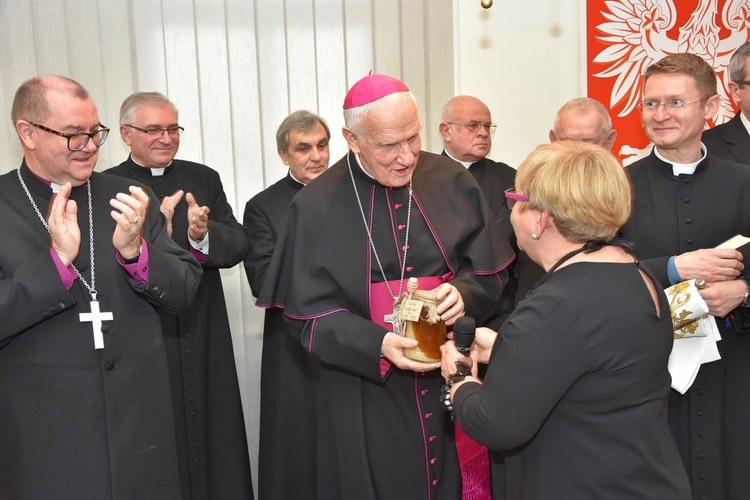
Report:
384,303,402,336
79,300,114,349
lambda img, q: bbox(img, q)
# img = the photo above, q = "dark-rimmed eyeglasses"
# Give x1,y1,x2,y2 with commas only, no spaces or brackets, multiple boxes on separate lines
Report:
28,122,109,151
734,80,750,87
504,187,529,209
124,124,184,137
448,121,497,134
636,98,706,112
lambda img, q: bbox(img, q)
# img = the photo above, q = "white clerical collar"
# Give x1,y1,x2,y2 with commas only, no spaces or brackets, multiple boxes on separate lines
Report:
654,144,707,176
354,153,376,180
288,170,307,186
740,111,750,137
443,149,474,169
130,154,172,175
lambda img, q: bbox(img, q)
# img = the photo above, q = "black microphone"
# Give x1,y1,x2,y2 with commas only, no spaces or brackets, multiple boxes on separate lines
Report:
452,316,476,356
441,316,475,420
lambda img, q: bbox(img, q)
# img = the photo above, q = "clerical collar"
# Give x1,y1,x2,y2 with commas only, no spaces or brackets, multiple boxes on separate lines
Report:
654,144,707,176
130,153,172,174
443,149,474,169
288,170,307,186
740,111,750,137
354,153,376,180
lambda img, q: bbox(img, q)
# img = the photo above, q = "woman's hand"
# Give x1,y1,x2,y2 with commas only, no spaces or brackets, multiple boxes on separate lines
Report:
471,327,498,365
440,340,478,382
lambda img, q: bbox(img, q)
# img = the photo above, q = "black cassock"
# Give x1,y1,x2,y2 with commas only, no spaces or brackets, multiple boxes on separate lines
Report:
0,163,201,499
259,151,515,500
465,157,517,328
243,172,320,500
621,151,750,500
106,157,253,500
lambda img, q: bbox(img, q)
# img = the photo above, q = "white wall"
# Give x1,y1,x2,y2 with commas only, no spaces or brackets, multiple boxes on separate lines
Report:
454,0,584,168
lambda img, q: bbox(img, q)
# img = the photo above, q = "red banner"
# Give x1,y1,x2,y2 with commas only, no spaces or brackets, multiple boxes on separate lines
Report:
586,0,750,165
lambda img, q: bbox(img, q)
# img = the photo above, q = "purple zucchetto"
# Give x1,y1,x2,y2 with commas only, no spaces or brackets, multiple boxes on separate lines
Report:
343,73,410,110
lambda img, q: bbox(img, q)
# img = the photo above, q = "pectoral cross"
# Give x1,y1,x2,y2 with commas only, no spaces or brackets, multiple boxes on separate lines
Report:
384,304,402,336
79,300,113,349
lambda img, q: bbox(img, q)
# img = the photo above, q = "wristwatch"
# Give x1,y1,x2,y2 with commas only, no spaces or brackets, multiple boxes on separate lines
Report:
740,277,750,308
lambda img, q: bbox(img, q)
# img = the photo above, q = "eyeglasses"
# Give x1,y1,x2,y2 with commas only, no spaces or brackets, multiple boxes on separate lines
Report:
448,121,497,134
504,187,529,209
28,122,109,151
734,80,750,87
636,98,706,112
124,124,184,137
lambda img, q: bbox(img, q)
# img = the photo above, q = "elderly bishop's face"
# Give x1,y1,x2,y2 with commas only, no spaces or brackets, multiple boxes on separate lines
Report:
344,92,422,187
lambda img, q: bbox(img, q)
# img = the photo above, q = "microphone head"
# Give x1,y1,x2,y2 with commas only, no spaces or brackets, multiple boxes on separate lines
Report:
453,316,476,353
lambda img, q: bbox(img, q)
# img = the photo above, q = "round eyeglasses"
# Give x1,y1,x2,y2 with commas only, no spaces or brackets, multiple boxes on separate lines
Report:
29,122,109,151
448,121,497,134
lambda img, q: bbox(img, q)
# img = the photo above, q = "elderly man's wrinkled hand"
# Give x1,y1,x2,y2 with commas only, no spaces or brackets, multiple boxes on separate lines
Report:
433,283,464,326
381,332,441,372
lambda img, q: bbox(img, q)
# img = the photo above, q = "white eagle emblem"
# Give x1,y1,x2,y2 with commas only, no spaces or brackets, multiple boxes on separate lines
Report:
592,0,750,164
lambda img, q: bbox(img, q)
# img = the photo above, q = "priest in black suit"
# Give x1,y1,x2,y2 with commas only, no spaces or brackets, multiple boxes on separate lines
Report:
439,95,516,328
243,110,330,500
105,92,253,500
702,42,750,165
1,77,201,499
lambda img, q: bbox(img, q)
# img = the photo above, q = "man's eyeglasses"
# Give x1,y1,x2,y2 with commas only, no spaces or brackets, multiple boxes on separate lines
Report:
124,124,184,137
28,122,109,152
733,80,750,87
636,98,706,112
504,187,529,209
448,121,497,134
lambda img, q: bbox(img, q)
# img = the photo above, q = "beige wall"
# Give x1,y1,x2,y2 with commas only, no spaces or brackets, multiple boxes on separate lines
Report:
454,0,583,167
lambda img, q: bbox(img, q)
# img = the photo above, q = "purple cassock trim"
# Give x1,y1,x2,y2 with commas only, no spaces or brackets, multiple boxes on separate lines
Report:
50,248,76,290
116,238,149,283
369,275,451,379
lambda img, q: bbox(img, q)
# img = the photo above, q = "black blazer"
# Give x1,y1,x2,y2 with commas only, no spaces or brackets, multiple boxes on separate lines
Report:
702,112,750,165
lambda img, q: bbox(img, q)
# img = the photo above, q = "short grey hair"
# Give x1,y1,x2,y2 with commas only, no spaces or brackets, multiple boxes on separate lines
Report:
120,92,178,125
553,97,612,134
729,42,750,83
343,91,417,135
276,110,330,152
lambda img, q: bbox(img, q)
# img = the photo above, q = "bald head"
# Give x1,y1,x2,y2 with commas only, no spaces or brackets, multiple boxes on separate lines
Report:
439,95,494,162
549,97,616,150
